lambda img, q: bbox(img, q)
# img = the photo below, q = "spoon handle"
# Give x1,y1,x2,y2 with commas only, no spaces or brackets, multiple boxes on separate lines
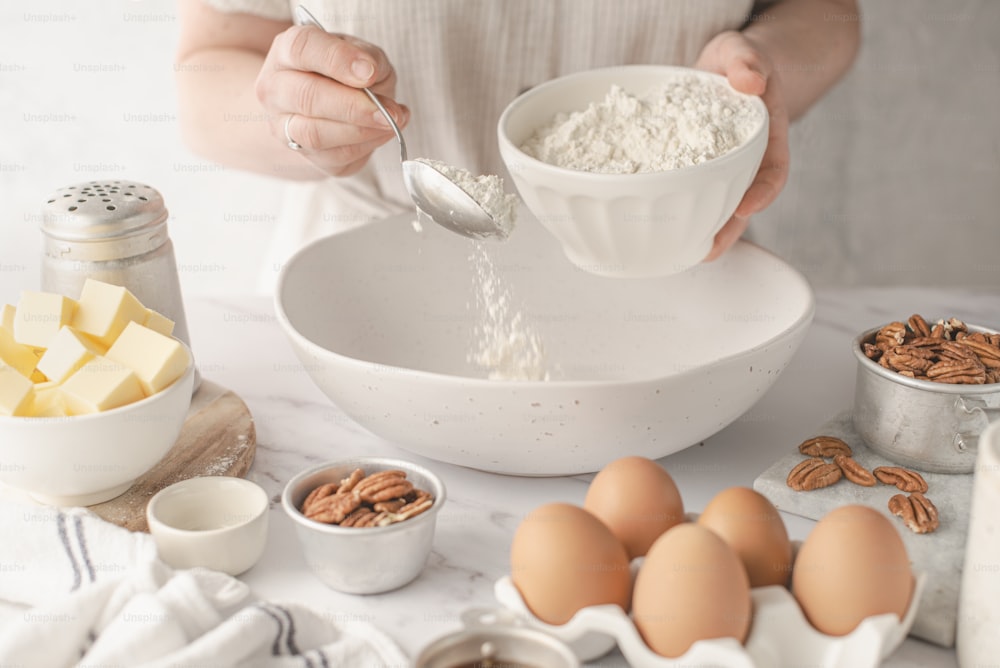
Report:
363,88,407,163
294,5,408,163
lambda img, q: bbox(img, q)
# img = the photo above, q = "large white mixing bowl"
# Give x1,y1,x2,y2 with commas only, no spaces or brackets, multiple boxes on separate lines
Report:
275,211,813,475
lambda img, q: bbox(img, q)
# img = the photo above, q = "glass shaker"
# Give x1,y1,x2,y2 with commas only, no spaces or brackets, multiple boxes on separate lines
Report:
40,180,199,391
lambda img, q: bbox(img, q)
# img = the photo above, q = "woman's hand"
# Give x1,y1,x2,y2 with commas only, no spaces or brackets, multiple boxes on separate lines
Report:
695,30,790,261
255,25,410,176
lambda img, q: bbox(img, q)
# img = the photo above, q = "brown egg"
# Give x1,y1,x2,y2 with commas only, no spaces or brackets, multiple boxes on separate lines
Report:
697,486,793,588
583,456,684,559
633,523,752,658
510,502,632,625
792,504,913,636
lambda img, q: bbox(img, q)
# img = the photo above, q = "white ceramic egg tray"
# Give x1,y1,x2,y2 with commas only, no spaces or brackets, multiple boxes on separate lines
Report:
494,569,925,668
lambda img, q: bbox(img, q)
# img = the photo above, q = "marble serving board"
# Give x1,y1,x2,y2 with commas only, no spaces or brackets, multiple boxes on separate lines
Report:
753,409,971,649
88,379,256,533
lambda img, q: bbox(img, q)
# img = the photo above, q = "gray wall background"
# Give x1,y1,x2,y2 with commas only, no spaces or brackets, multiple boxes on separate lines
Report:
1,0,998,306
750,0,1000,286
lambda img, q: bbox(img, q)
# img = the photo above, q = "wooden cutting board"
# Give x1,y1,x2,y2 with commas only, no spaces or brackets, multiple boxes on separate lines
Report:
89,379,256,532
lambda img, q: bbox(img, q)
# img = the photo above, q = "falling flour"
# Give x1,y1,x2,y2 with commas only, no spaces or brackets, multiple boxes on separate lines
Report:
519,78,763,174
406,159,543,379
467,242,549,381
414,159,519,238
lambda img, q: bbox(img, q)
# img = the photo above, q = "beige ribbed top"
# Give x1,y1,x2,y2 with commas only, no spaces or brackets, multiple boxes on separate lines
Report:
202,0,754,283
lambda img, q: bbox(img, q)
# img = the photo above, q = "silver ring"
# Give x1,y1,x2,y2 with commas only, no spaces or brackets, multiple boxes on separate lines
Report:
284,114,302,151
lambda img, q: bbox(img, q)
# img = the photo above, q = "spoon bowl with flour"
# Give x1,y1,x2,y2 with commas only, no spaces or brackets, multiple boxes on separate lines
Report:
405,159,519,241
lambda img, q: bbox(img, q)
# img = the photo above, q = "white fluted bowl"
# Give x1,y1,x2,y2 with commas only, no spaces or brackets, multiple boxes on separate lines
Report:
498,65,768,278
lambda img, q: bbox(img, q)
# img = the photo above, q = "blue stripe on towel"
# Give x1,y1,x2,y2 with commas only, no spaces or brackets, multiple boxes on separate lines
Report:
257,603,287,656
73,515,95,584
56,512,81,592
273,605,303,657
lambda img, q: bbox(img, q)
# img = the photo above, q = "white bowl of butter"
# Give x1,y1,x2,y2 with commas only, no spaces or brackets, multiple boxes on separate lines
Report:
0,279,194,506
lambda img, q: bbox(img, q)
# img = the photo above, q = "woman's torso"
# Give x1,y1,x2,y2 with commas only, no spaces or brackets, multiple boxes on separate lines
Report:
204,0,754,281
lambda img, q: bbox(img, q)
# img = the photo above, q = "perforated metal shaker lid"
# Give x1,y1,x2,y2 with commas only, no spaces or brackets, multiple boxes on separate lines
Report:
41,180,167,243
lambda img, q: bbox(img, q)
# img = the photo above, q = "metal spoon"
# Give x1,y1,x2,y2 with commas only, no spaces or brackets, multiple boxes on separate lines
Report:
293,5,507,240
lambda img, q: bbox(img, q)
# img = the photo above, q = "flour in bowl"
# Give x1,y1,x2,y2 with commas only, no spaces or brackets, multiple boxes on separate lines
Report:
414,159,519,238
520,78,763,173
468,242,549,382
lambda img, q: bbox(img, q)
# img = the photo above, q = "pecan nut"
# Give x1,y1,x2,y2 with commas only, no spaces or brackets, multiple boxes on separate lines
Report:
888,492,939,534
907,314,931,338
873,466,929,493
882,347,934,375
926,359,986,384
376,492,435,526
938,317,968,338
338,468,366,493
339,506,380,528
301,482,340,513
353,470,415,503
798,435,852,458
372,498,407,514
834,454,877,487
862,342,883,361
959,338,1000,369
907,336,942,348
787,458,843,491
935,341,979,363
875,322,909,351
304,492,363,524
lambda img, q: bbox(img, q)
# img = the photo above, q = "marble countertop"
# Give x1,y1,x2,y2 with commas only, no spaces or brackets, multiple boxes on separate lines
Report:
181,286,1000,667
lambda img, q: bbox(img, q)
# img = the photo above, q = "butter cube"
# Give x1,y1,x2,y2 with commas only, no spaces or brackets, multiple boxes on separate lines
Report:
37,326,106,384
106,321,189,395
13,291,77,348
1,304,15,333
143,309,175,337
0,327,39,378
0,362,34,416
72,279,147,347
61,357,144,414
29,380,65,417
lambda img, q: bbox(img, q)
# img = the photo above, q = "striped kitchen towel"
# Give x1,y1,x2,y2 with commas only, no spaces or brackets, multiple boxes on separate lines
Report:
0,503,408,668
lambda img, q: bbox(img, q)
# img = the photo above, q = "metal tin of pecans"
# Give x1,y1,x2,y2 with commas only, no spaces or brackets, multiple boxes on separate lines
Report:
852,324,1000,473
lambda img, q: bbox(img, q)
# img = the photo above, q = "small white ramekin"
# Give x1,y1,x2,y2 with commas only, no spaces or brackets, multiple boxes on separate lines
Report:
147,475,269,576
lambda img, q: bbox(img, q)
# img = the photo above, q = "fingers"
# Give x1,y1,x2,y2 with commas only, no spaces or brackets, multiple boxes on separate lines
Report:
695,29,791,262
704,214,750,263
704,97,789,261
255,24,409,174
276,25,395,89
265,67,409,129
282,112,398,154
695,31,768,96
735,77,789,219
719,35,770,96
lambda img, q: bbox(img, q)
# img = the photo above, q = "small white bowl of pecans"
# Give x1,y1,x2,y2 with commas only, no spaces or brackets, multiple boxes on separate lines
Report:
281,457,446,594
852,314,1000,474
